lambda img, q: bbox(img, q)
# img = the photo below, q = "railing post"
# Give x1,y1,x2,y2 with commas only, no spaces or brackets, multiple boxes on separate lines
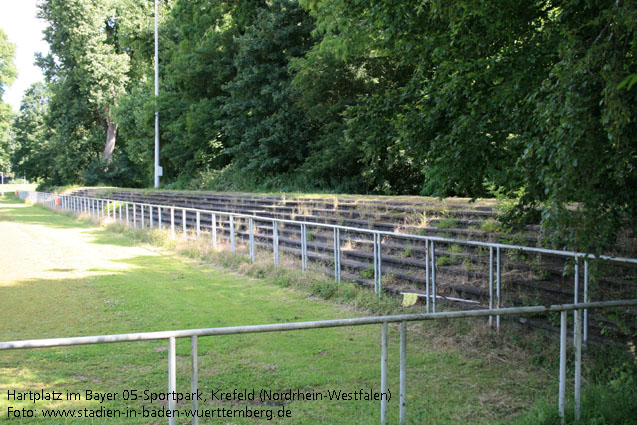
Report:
149,206,153,229
273,221,279,266
380,321,388,425
211,214,217,249
158,206,162,229
573,257,579,347
431,241,437,312
126,202,129,225
373,233,378,295
496,247,501,330
133,203,137,228
333,228,340,283
249,217,255,262
182,209,187,237
168,337,176,425
489,246,494,327
559,310,567,424
574,308,582,420
425,239,430,313
301,224,307,271
400,320,407,424
583,260,589,344
191,336,199,425
141,205,145,229
375,233,382,297
230,216,235,253
171,208,175,240
196,211,201,240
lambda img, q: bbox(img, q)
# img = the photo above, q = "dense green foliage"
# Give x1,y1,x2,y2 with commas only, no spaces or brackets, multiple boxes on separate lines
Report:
0,28,17,175
8,0,637,252
514,347,637,425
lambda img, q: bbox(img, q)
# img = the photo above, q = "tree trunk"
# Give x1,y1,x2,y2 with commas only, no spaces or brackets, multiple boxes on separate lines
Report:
102,119,118,162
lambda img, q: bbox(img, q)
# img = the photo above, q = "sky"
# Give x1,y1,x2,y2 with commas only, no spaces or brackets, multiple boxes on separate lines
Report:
0,0,49,112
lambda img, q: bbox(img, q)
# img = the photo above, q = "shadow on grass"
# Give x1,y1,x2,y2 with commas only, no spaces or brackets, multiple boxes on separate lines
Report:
0,198,93,230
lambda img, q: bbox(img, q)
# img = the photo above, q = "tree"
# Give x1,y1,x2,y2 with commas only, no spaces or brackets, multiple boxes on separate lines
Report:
222,0,315,179
516,0,637,253
38,0,134,162
11,83,52,181
0,28,17,175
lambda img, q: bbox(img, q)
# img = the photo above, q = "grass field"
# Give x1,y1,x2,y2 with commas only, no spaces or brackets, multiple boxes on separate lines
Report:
0,197,556,424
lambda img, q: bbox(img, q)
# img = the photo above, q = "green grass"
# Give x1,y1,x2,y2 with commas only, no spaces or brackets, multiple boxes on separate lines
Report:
437,256,455,267
0,197,566,424
481,219,502,233
435,218,458,229
401,247,413,258
447,244,463,254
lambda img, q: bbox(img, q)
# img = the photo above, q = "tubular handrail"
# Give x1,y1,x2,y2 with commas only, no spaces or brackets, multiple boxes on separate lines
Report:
1,300,635,351
1,300,636,425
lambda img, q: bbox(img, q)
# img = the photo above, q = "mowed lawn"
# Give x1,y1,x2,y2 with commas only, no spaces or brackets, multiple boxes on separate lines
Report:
0,198,550,424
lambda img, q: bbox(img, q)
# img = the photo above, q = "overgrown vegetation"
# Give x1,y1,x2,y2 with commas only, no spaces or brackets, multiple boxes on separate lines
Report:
0,28,16,176
513,345,637,425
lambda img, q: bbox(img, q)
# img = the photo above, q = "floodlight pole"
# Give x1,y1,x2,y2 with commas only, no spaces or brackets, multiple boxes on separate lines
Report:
153,0,160,188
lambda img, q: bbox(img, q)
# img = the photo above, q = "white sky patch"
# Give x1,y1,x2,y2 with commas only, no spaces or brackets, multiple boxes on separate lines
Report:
0,0,49,112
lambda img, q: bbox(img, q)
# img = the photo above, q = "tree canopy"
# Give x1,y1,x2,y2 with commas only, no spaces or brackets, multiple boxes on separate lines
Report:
10,0,637,253
0,28,17,175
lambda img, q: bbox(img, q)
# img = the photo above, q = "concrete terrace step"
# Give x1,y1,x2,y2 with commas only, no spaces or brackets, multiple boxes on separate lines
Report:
74,189,542,246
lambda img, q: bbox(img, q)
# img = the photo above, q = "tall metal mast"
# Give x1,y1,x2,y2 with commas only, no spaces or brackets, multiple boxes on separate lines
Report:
154,0,161,188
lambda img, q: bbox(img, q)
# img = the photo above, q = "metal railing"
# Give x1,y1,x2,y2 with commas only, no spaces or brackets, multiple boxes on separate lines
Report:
18,191,637,345
7,192,637,423
1,300,636,424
